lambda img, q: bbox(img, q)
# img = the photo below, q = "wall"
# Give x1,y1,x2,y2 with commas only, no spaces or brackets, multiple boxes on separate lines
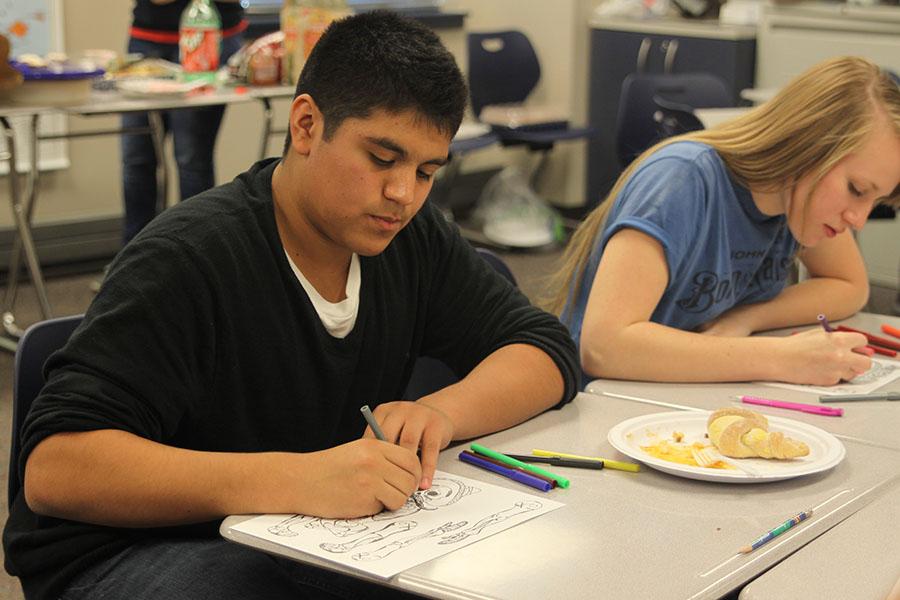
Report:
7,2,895,289
0,0,596,247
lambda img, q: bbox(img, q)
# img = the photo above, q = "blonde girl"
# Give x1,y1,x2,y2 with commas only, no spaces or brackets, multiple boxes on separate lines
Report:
547,56,900,386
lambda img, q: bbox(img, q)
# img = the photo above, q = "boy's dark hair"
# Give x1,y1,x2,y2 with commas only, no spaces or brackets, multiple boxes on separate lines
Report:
283,10,467,153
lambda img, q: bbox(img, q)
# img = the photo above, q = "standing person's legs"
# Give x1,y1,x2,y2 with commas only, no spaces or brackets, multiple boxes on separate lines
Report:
121,109,170,245
120,37,179,246
170,34,244,201
58,537,422,600
171,104,224,200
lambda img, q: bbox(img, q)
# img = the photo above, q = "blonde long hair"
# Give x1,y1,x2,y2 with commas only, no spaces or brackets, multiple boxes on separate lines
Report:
544,56,900,317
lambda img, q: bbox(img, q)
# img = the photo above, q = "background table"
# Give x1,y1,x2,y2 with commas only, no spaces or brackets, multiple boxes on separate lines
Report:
222,390,899,599
585,313,900,452
0,85,295,350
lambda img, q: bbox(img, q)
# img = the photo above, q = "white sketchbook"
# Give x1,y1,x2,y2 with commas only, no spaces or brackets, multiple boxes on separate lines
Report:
762,357,900,396
224,471,563,579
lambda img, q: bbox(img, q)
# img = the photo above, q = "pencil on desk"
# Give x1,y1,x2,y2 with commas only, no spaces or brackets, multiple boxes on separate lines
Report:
739,509,812,554
819,392,900,402
531,449,640,472
882,324,900,340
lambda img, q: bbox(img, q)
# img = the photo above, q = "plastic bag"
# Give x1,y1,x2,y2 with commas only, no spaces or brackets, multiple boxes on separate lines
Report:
474,166,563,248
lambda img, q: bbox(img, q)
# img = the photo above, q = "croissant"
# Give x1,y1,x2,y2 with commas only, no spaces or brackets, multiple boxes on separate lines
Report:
707,407,810,459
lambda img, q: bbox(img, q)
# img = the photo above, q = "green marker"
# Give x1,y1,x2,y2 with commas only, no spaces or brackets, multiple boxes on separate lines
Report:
471,443,570,489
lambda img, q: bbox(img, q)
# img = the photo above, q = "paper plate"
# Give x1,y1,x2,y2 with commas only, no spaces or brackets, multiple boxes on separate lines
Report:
116,78,206,98
607,411,845,483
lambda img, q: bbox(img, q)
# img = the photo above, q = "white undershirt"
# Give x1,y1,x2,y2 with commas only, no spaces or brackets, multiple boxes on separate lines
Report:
284,250,361,339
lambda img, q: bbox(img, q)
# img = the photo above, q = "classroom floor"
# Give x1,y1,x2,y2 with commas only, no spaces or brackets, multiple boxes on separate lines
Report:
0,250,896,599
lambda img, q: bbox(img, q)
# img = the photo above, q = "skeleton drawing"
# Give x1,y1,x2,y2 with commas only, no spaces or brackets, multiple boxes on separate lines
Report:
267,476,479,539
233,472,561,579
439,500,542,544
352,520,468,561
320,520,417,554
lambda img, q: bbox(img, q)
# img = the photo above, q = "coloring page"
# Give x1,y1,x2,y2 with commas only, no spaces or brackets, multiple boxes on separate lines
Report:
228,471,563,578
762,357,900,396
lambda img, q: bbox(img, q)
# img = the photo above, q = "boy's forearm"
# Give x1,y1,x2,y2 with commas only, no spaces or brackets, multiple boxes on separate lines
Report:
419,344,565,441
24,429,301,527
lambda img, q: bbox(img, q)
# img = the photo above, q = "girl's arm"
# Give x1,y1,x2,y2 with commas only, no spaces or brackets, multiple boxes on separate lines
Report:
580,228,870,384
700,230,869,337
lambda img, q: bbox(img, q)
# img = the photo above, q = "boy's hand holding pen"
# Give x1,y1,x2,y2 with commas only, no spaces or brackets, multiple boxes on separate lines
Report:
360,403,453,490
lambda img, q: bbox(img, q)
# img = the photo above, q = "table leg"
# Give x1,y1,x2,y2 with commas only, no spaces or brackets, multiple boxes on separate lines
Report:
1,114,53,346
147,110,168,216
259,97,273,161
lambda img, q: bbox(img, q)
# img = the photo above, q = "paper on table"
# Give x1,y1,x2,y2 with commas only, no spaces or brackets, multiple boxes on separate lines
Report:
763,358,900,396
227,471,563,579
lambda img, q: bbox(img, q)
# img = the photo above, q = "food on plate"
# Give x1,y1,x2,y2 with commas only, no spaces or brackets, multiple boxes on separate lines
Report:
640,433,732,469
707,407,809,459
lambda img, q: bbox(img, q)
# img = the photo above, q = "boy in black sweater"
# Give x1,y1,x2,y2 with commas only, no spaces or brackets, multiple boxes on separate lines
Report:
4,11,578,600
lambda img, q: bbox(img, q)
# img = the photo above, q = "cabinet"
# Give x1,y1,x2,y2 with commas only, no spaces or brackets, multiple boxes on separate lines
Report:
586,18,756,209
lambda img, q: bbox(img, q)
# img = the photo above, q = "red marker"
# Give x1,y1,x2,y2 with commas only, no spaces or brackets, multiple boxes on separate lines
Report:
835,325,900,352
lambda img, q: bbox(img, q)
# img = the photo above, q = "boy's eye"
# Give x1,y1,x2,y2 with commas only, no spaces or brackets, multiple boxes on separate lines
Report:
370,154,393,167
417,170,434,182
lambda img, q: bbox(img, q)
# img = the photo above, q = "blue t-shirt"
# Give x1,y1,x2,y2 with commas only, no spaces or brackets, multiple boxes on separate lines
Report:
564,141,799,382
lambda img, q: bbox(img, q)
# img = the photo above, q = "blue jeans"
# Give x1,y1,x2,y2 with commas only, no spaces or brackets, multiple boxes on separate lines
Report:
59,537,423,600
120,35,243,245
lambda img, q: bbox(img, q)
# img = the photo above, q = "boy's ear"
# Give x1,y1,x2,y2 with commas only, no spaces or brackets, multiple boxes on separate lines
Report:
287,94,321,155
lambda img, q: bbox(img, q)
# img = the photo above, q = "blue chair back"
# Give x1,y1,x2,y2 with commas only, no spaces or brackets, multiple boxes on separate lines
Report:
403,249,516,400
467,31,541,119
9,314,83,508
616,72,731,167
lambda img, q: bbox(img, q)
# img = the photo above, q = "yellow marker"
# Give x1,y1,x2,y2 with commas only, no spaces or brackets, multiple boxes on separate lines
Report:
532,448,640,473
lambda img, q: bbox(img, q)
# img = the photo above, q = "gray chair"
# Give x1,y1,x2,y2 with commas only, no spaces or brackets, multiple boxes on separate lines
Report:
8,314,83,508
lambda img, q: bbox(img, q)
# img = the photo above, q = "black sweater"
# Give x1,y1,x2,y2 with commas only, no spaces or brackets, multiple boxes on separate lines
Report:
3,159,578,600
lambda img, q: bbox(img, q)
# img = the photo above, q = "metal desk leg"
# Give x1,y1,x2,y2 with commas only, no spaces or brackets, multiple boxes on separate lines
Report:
1,114,53,346
147,110,168,216
259,97,273,161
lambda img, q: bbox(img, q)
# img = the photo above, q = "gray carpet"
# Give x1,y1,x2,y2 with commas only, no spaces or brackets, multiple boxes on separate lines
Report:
0,253,896,599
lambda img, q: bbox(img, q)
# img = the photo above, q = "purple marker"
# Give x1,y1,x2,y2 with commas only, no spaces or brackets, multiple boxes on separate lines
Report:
817,314,835,332
458,451,552,492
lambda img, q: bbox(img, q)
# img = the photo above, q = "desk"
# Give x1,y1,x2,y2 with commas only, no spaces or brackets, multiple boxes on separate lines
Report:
694,106,750,129
586,313,900,451
740,475,900,600
0,84,295,350
221,391,899,599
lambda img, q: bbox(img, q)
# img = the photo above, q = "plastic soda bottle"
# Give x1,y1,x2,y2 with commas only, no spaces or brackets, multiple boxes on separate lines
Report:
179,0,222,83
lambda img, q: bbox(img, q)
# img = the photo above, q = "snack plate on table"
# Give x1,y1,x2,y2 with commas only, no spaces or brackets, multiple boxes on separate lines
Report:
116,78,208,99
607,411,845,483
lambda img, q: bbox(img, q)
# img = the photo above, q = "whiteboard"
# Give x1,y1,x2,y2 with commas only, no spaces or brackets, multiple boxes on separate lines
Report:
0,0,69,175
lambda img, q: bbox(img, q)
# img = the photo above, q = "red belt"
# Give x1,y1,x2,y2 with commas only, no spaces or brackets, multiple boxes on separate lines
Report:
130,18,248,44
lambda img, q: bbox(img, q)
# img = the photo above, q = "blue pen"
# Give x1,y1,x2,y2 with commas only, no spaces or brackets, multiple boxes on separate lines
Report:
459,451,552,492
